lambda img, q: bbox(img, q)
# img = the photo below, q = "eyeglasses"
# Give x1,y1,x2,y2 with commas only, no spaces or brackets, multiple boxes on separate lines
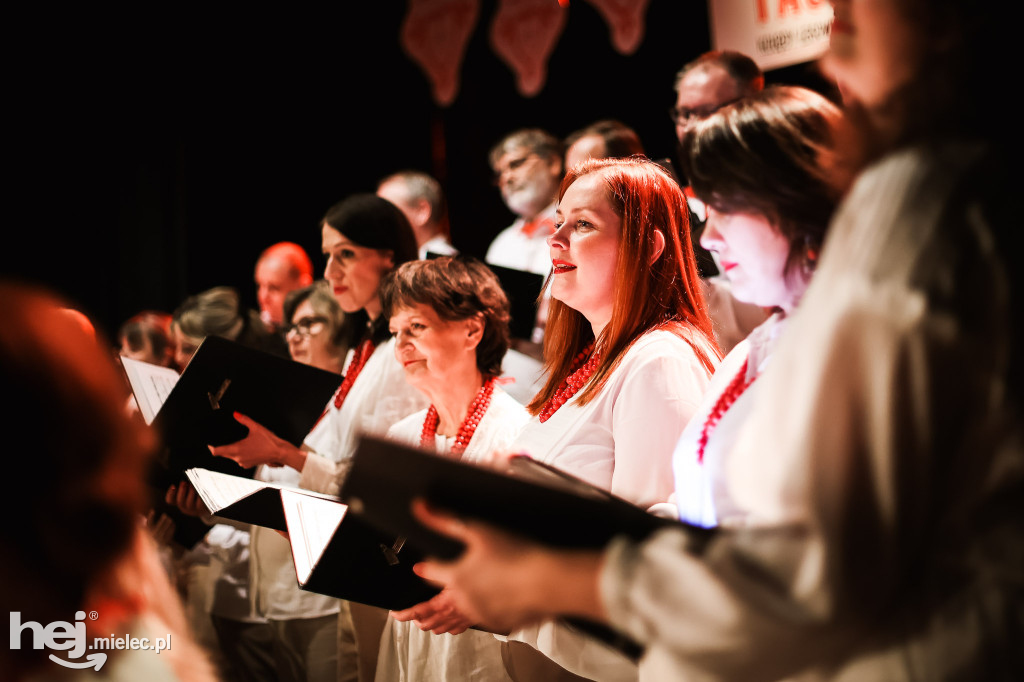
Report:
492,152,538,185
669,98,742,126
284,316,328,338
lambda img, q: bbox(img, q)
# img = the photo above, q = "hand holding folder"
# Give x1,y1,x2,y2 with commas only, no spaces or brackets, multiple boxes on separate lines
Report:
120,336,342,547
338,435,716,658
185,467,439,611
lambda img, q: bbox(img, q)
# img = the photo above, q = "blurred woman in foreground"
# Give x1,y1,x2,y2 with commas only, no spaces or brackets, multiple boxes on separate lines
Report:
1,283,217,682
414,0,1024,679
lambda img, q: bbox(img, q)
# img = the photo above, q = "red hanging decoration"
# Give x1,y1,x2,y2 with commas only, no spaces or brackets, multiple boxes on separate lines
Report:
583,0,652,54
489,0,568,97
400,0,481,107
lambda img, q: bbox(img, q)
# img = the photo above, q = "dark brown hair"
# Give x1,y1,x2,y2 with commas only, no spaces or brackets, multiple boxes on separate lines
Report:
682,85,845,275
381,256,512,377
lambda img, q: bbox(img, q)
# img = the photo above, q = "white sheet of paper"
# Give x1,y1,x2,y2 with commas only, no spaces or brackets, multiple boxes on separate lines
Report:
185,468,268,513
120,356,180,424
281,489,348,583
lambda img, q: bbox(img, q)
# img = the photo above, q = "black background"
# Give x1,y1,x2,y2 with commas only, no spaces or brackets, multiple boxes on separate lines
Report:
6,1,835,340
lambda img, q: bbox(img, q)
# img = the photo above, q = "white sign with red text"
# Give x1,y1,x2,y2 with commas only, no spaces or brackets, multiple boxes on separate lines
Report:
709,0,833,71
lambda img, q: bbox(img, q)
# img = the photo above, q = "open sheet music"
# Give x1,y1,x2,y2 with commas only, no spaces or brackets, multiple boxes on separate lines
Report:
119,356,180,424
279,490,439,611
185,467,341,532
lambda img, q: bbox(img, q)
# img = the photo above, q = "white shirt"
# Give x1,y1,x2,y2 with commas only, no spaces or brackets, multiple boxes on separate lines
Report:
374,387,529,682
300,337,430,496
601,143,1024,681
419,235,458,260
249,465,340,620
673,313,787,529
485,202,557,276
512,329,718,509
509,327,719,682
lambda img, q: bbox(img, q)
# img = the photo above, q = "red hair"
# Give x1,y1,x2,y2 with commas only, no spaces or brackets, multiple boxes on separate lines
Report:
528,157,720,414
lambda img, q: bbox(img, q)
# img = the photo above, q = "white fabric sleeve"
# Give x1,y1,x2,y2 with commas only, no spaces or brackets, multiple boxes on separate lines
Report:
298,452,345,497
608,348,708,508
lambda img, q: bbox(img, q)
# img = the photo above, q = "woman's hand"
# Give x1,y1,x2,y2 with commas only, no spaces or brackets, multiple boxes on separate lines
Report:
165,481,210,517
145,509,177,546
391,588,475,635
411,500,608,633
209,412,306,471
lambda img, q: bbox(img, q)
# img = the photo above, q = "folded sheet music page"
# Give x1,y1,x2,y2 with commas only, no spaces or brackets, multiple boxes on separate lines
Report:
186,468,269,513
281,490,348,583
186,466,344,519
120,356,180,424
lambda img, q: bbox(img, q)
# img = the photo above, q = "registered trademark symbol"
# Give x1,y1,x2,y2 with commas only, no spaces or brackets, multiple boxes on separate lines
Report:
89,611,98,620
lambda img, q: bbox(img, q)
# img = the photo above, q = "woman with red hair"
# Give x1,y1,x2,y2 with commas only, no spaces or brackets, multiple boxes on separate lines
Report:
501,156,720,680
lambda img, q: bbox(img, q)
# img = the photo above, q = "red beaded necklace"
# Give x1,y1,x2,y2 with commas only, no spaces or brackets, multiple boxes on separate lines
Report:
420,376,496,456
538,341,601,423
696,358,756,463
333,338,377,409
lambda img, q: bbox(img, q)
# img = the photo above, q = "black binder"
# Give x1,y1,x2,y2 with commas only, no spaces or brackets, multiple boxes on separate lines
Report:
339,435,716,660
424,253,546,342
123,336,341,547
484,263,546,341
339,435,702,561
279,490,440,611
143,335,341,489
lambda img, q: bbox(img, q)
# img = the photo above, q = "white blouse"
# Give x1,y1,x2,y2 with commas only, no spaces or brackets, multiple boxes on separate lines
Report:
673,313,787,529
512,328,719,509
509,327,719,682
299,337,429,496
374,387,529,682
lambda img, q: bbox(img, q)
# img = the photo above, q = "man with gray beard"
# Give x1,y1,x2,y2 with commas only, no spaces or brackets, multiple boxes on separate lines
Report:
485,128,564,276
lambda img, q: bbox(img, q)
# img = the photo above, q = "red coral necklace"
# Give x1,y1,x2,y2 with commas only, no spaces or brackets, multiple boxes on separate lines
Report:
538,341,601,423
333,338,376,409
420,376,496,456
696,358,756,463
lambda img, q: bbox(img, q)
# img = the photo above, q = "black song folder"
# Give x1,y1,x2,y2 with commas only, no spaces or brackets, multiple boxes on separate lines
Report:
339,435,705,561
339,435,715,659
122,335,342,488
280,490,440,611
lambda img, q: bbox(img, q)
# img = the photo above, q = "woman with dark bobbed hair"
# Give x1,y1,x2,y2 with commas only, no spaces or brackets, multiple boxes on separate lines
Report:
671,84,844,527
202,194,428,682
211,193,425,494
374,256,530,682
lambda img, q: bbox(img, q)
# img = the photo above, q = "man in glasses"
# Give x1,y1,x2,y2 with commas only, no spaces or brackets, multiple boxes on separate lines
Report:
672,50,764,152
485,128,564,277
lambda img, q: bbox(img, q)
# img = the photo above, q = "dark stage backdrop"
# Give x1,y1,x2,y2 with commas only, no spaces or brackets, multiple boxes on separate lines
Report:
8,1,836,341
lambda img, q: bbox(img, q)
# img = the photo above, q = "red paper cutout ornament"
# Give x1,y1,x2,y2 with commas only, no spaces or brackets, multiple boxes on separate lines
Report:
489,0,568,97
583,0,652,54
400,0,481,106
